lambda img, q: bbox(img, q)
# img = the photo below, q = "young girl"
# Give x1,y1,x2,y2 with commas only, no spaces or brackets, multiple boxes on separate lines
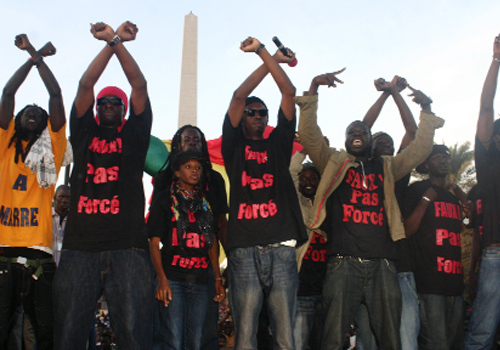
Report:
148,150,225,350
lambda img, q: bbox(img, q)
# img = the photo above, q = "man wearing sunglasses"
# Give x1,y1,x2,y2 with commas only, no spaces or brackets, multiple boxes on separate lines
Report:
53,21,154,350
221,37,307,349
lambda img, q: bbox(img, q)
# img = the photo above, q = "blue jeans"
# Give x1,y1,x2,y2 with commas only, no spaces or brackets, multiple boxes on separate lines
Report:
158,280,209,350
464,246,500,349
201,268,219,350
294,295,323,350
228,245,298,350
398,272,419,350
355,303,376,350
356,272,419,350
53,249,155,350
418,294,464,350
322,257,401,350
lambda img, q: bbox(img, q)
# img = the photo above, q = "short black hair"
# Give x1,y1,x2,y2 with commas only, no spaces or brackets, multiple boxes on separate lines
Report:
299,162,321,180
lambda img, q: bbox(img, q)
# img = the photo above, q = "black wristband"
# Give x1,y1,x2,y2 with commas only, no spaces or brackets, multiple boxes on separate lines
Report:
255,43,265,55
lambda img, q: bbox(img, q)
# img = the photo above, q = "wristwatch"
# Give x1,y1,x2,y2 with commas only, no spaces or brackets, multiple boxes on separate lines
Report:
108,35,121,47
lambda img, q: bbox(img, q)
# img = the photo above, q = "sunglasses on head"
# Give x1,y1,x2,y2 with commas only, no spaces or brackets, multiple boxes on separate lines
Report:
244,108,268,117
97,97,124,107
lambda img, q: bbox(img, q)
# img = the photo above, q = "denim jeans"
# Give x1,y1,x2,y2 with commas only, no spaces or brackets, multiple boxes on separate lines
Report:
418,294,464,350
294,295,323,350
322,257,401,350
464,246,500,349
0,257,55,350
228,245,298,350
158,279,209,350
356,272,419,350
355,303,376,350
201,268,219,350
398,272,419,350
53,249,155,350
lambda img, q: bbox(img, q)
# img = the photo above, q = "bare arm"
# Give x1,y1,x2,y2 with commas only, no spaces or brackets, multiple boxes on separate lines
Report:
208,239,226,303
73,23,115,118
477,34,500,148
149,237,172,307
0,60,33,129
390,77,417,149
404,187,437,238
364,76,416,149
227,37,296,127
15,35,65,132
113,21,148,115
0,36,60,129
362,89,390,129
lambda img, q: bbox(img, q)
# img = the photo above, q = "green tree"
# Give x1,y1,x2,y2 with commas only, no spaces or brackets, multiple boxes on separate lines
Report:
411,141,476,192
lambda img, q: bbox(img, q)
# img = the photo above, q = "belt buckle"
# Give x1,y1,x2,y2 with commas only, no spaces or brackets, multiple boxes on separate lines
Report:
16,257,28,267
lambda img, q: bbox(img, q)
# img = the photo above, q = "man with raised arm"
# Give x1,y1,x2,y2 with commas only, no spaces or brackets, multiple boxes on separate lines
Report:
0,34,66,350
356,76,420,350
363,76,417,154
53,21,154,350
221,37,307,349
295,70,444,350
464,34,500,350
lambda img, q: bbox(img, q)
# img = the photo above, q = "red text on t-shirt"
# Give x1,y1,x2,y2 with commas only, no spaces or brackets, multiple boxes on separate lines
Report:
245,146,267,164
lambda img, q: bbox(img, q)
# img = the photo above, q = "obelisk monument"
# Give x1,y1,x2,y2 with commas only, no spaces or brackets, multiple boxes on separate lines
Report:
178,12,198,128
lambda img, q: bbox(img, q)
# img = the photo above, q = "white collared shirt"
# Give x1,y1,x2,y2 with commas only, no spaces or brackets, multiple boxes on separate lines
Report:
52,207,68,266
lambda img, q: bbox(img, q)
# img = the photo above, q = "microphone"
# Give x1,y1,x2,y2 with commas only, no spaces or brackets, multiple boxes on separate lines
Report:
272,36,298,67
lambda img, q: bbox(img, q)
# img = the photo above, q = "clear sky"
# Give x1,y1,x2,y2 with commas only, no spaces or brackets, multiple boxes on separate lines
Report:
1,0,499,195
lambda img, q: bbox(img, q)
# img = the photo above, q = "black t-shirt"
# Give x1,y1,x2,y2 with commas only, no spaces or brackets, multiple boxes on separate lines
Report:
298,232,328,296
475,136,500,248
221,110,307,250
64,100,152,251
148,190,212,284
404,180,464,296
467,184,483,242
395,172,413,273
203,169,228,221
323,158,397,260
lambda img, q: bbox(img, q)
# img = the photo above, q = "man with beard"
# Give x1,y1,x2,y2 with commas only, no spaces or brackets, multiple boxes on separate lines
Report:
295,70,444,350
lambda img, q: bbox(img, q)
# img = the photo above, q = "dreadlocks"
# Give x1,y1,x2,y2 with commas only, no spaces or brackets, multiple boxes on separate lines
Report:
152,125,212,203
8,104,49,163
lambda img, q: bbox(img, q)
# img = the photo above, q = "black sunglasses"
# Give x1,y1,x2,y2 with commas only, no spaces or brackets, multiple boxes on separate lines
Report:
245,108,268,117
97,97,124,107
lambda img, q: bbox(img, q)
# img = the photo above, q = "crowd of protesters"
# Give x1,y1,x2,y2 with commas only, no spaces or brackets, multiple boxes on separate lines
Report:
2,19,500,350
